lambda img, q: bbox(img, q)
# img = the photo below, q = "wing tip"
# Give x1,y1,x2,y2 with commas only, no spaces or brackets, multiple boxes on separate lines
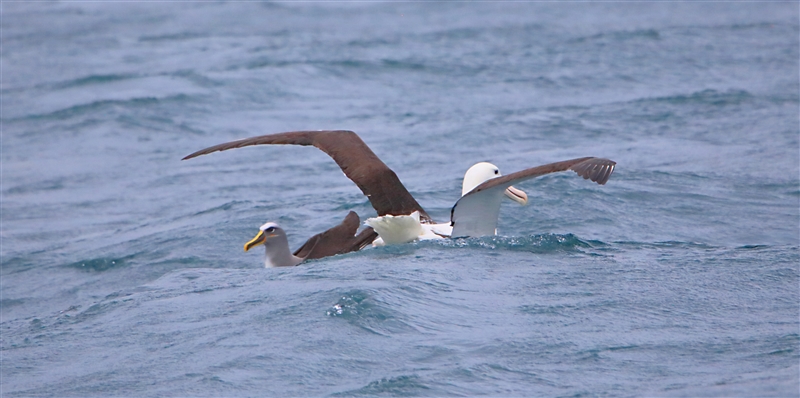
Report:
572,158,616,185
182,146,223,161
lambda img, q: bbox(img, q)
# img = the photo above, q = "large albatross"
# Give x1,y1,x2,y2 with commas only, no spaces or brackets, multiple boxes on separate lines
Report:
183,130,615,263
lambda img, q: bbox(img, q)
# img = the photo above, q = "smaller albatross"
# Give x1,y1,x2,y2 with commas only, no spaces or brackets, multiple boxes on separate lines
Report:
244,211,376,267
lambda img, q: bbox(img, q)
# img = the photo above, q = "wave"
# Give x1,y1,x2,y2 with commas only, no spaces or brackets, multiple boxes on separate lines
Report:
51,73,139,90
64,256,134,272
571,28,660,43
326,289,419,336
332,374,432,397
13,94,198,122
432,233,598,255
636,89,754,107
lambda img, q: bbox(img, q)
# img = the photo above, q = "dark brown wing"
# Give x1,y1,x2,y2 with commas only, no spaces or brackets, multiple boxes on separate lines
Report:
293,211,378,260
466,157,616,196
183,130,431,222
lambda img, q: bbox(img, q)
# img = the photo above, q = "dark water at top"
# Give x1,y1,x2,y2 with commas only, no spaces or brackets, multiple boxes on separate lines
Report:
2,2,799,396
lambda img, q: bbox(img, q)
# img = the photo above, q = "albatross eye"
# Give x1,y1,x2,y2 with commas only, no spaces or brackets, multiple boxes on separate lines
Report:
265,227,275,233
494,169,499,175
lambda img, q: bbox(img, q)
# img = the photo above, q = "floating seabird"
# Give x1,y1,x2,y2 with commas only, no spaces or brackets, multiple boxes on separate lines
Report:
363,157,614,243
363,161,529,245
450,157,616,237
183,130,615,247
243,211,375,267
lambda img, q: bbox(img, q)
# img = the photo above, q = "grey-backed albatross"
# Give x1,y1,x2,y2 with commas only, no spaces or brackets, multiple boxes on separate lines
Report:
243,211,375,267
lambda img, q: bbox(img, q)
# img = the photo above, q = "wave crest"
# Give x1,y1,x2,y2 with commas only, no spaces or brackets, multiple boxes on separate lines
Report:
435,233,598,254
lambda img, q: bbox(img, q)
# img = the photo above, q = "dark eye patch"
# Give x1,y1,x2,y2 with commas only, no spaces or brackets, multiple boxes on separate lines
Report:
266,227,275,233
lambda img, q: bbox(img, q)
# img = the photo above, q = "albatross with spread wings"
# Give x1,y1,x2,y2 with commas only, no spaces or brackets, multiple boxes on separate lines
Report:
183,130,616,260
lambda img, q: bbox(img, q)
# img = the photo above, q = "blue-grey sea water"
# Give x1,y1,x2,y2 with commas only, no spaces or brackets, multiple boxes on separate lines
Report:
2,2,799,397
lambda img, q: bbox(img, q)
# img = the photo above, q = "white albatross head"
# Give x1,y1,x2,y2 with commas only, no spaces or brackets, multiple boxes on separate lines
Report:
462,162,528,205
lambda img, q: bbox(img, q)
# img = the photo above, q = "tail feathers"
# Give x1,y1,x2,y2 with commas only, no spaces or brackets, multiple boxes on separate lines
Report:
364,211,424,245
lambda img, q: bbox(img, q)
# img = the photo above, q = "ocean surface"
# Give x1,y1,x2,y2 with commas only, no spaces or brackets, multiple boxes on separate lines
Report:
2,2,799,397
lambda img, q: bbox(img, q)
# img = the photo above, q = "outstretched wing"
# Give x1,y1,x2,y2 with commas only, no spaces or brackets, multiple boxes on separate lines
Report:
293,211,378,260
451,157,616,237
183,130,431,222
461,157,616,199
